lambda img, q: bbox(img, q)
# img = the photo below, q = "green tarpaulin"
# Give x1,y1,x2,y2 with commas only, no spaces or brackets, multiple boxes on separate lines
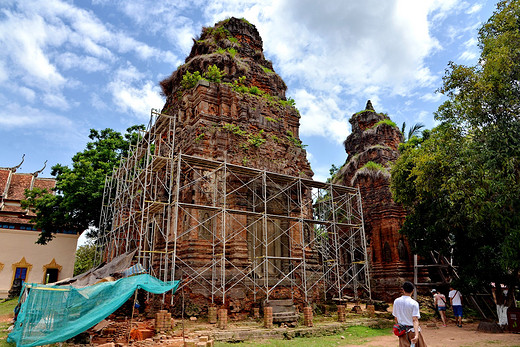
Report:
8,274,179,347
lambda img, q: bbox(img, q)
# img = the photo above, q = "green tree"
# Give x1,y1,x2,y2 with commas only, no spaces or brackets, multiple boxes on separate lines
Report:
74,241,98,276
23,125,144,244
391,0,519,306
400,121,425,141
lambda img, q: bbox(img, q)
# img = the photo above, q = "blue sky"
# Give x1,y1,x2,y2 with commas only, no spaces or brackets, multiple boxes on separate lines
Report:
0,0,497,182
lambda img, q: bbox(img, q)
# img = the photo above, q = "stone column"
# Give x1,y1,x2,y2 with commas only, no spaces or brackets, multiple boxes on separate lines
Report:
155,310,172,332
337,305,346,322
218,308,227,329
253,307,260,319
208,306,217,324
303,306,313,327
264,306,273,328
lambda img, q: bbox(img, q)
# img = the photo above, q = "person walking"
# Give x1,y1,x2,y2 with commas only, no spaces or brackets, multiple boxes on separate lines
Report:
449,286,463,327
432,289,447,326
393,281,428,347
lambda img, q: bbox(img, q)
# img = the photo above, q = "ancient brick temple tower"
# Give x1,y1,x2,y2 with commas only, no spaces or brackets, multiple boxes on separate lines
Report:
160,17,312,177
158,17,318,312
102,17,371,316
333,101,415,300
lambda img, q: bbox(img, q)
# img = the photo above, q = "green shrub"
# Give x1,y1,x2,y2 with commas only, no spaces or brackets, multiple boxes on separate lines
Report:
204,65,226,83
248,130,266,147
249,86,261,95
222,123,247,137
262,66,274,74
181,71,202,89
227,48,237,58
240,18,252,26
286,130,307,148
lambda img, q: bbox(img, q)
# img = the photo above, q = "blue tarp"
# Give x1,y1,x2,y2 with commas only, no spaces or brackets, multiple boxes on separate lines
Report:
8,274,179,347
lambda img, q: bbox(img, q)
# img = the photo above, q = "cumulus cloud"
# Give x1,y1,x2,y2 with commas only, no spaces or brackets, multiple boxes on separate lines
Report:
0,0,180,108
108,65,164,119
294,89,349,144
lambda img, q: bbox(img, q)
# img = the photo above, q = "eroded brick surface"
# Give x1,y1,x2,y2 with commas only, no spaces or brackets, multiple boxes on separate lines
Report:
334,102,426,301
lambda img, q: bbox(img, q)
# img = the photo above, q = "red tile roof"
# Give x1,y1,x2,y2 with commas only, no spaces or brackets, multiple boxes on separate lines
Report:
0,168,56,223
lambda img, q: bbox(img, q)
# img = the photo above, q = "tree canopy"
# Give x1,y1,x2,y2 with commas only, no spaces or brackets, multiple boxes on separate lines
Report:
23,125,144,244
391,0,520,293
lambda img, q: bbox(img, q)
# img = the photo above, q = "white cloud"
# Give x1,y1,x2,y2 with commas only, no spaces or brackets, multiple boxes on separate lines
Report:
108,65,164,119
467,3,483,14
0,61,7,83
56,52,108,72
295,89,349,144
90,93,108,111
459,50,478,61
0,11,67,88
18,87,36,103
417,110,430,123
0,102,74,128
43,92,71,109
421,92,442,102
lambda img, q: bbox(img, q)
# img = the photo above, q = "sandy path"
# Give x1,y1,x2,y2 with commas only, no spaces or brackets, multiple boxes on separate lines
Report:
346,322,520,347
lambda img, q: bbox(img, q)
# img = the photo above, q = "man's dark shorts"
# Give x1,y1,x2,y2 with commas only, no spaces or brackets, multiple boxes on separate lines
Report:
453,305,463,317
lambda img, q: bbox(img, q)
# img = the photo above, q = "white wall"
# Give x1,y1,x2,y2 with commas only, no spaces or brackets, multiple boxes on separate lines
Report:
0,229,78,298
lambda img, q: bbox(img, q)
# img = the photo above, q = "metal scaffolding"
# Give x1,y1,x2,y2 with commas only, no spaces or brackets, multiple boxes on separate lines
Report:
98,109,371,305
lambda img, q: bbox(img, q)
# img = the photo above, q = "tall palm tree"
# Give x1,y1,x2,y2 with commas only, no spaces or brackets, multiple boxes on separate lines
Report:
401,121,425,141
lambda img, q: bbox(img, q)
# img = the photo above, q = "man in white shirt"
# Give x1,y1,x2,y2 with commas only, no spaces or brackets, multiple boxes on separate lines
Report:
449,286,463,327
393,281,427,347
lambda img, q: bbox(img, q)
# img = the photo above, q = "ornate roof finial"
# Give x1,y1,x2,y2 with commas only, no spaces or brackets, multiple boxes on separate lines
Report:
365,100,374,111
32,160,48,177
10,154,25,172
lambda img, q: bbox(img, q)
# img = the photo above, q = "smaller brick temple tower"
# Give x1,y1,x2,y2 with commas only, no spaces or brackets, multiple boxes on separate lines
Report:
333,101,415,300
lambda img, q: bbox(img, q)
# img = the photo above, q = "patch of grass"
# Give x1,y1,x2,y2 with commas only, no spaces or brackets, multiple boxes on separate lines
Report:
361,161,386,172
0,321,15,347
0,299,17,317
0,299,17,347
215,326,388,346
371,119,397,129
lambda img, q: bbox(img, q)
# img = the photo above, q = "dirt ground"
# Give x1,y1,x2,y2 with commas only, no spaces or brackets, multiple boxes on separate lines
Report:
348,322,520,347
2,310,520,346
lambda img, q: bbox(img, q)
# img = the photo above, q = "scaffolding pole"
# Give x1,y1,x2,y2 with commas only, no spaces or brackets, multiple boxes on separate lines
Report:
98,109,371,306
